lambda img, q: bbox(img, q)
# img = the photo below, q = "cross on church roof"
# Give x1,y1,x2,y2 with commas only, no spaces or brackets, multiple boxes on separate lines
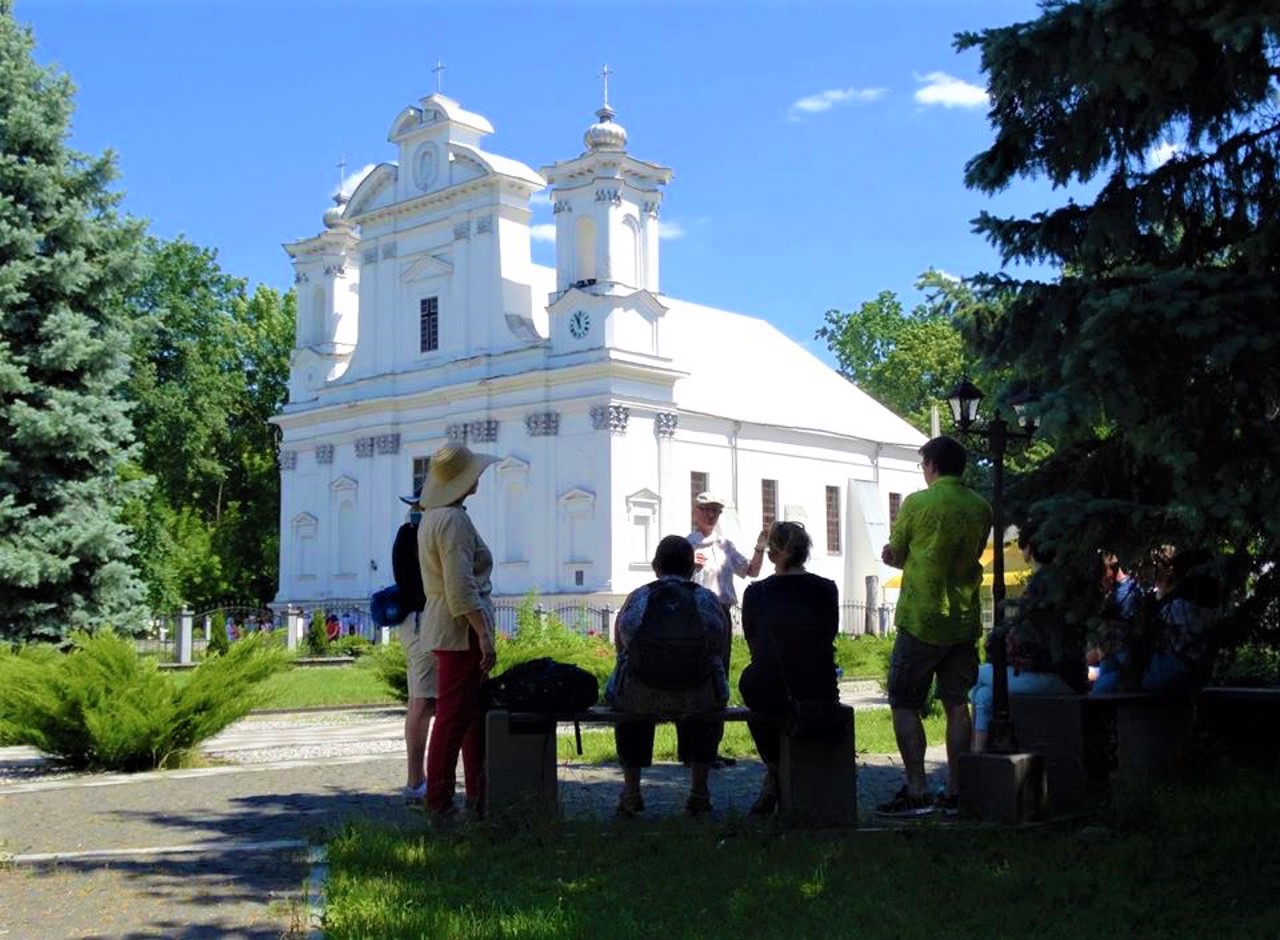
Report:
433,58,446,95
599,64,612,109
335,155,347,203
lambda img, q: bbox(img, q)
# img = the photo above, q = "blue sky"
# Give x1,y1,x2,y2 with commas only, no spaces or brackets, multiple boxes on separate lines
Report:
18,0,1057,366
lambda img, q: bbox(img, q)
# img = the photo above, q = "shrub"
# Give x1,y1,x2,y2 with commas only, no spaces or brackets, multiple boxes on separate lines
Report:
304,609,330,656
332,633,373,658
1213,643,1280,687
362,637,409,703
0,631,289,771
207,612,230,657
496,594,615,688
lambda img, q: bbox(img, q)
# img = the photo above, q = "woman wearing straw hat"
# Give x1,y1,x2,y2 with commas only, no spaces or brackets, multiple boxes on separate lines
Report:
416,444,501,818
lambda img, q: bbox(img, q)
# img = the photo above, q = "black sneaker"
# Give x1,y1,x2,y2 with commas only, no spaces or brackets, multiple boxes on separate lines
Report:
711,755,737,769
934,792,959,817
874,785,935,819
684,791,714,817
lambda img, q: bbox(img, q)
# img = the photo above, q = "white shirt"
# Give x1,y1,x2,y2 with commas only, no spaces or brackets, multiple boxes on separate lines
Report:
687,529,751,607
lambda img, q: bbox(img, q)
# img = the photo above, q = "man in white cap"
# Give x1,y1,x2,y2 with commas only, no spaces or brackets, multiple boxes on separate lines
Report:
688,492,767,767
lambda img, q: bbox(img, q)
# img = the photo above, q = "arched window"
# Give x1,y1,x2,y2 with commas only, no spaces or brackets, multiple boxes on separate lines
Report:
575,216,596,283
310,285,327,346
620,214,641,287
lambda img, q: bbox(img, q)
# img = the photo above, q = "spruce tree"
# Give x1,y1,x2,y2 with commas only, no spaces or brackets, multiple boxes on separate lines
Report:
958,2,1280,639
0,5,146,640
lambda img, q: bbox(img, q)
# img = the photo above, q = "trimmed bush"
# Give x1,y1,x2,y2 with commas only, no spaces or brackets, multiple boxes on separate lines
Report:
304,609,330,656
0,631,289,771
207,612,230,657
331,633,373,658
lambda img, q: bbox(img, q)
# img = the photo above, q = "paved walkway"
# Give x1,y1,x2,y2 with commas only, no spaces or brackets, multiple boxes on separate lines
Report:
0,688,948,939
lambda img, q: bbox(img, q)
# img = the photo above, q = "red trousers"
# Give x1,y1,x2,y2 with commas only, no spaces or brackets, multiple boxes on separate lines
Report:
425,632,485,814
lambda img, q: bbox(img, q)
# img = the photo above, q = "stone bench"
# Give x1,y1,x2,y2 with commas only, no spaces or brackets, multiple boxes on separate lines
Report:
1195,686,1280,767
484,705,857,827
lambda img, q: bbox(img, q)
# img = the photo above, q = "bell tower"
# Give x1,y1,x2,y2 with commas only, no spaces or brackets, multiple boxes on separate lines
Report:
541,67,672,298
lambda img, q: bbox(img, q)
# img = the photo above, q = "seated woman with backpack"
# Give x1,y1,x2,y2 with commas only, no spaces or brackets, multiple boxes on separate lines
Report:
738,521,840,816
604,535,730,817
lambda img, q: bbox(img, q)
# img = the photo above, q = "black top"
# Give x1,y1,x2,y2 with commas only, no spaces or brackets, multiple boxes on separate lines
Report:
741,572,839,702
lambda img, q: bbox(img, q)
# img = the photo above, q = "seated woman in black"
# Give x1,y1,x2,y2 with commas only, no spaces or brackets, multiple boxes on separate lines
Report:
738,521,839,815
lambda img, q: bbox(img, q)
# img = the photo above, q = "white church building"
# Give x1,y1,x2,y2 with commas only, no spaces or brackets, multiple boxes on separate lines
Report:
272,87,928,628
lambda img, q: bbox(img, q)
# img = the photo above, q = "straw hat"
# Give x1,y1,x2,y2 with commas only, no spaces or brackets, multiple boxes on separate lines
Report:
416,444,499,509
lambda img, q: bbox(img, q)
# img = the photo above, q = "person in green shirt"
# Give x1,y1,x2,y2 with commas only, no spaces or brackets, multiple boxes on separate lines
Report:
876,436,992,818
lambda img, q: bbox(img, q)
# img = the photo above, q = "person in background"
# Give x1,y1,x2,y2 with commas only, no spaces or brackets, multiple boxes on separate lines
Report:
605,535,730,817
687,492,767,767
1088,552,1147,694
417,444,500,819
1142,548,1220,693
738,521,839,815
877,436,992,818
393,495,432,805
969,529,1080,752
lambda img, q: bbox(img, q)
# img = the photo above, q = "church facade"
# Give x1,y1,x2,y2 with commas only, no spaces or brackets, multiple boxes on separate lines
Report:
272,89,927,626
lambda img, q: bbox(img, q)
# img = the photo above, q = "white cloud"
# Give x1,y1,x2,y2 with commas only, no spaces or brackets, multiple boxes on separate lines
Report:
658,220,686,240
1145,140,1183,170
529,223,556,243
788,87,886,122
336,163,376,199
529,191,553,209
913,72,988,109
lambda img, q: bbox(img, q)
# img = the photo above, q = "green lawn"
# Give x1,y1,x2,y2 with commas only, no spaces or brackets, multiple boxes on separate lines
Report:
321,772,1280,940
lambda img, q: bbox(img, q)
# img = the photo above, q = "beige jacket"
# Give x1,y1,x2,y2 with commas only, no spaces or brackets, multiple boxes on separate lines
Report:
416,505,494,651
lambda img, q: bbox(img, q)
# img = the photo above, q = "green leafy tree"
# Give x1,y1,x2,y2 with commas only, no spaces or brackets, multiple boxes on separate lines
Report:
957,1,1280,638
123,238,293,611
816,270,979,432
0,6,147,640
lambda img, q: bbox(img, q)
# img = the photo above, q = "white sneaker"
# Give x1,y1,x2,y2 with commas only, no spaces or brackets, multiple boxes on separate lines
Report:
403,782,427,805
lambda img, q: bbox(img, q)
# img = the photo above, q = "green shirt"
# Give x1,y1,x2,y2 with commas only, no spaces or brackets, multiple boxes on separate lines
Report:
889,475,992,646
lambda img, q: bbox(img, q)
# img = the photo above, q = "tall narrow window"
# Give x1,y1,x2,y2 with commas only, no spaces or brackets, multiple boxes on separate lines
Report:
412,457,431,499
825,485,841,554
690,470,708,527
419,296,439,352
761,479,778,529
889,492,903,524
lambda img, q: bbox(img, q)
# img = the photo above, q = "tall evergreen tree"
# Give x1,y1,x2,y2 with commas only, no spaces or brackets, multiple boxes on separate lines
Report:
959,1,1280,638
0,4,147,640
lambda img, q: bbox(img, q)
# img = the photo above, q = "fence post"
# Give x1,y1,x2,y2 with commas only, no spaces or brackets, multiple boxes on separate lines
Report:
177,609,194,664
600,605,614,642
285,607,301,652
535,603,547,629
864,576,879,636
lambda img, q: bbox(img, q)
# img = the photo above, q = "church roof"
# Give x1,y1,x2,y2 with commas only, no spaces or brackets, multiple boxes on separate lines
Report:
659,296,927,449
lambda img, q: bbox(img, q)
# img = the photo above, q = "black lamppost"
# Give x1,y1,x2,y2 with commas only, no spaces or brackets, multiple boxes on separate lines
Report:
946,377,1039,755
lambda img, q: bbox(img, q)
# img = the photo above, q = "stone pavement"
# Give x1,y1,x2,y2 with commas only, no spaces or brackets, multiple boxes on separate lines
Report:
0,689,948,940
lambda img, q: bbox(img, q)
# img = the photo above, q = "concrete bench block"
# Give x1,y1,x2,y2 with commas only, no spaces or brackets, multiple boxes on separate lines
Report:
484,710,559,822
778,706,857,828
1008,695,1107,811
958,752,1047,824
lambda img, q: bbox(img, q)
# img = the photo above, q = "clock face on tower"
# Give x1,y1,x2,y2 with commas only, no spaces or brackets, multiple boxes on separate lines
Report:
568,309,591,339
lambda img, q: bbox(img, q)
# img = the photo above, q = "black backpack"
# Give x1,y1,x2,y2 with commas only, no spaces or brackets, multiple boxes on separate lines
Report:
390,522,426,613
628,579,716,691
483,657,599,713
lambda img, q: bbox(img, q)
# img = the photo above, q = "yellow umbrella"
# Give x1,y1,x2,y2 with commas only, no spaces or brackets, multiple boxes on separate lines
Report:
883,539,1032,592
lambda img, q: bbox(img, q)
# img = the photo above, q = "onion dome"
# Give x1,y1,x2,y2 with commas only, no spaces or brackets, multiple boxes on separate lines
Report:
584,105,627,152
323,191,351,231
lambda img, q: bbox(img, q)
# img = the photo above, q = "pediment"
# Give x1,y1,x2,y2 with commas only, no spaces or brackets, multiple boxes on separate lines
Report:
626,488,660,507
449,151,489,185
346,163,398,218
545,287,669,320
496,455,530,474
399,253,454,283
388,106,424,142
559,487,596,507
330,474,358,493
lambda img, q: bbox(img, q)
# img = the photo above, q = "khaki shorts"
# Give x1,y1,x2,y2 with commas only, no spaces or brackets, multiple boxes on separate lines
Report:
397,615,438,701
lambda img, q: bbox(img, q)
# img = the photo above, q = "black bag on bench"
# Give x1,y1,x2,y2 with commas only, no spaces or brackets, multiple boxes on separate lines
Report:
483,658,599,755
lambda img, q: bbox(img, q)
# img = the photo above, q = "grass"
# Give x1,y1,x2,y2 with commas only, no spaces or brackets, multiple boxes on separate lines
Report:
321,771,1280,940
555,709,940,762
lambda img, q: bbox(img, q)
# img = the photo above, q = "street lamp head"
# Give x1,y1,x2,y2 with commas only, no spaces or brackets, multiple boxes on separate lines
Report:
946,376,984,431
1008,387,1041,435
